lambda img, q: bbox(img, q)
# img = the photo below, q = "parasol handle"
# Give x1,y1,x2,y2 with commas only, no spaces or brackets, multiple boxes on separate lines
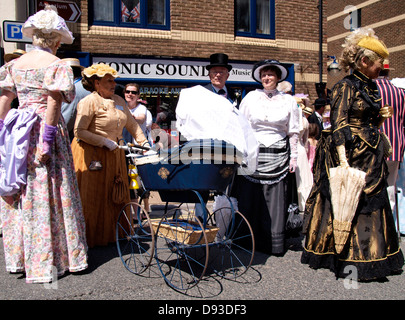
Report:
395,185,401,242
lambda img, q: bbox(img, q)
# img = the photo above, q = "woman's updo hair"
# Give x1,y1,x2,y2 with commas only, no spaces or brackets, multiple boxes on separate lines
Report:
81,74,101,92
32,29,62,50
339,28,386,72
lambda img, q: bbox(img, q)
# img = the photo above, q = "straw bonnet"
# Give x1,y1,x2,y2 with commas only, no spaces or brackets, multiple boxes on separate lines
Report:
82,63,119,78
4,49,26,63
62,58,84,70
358,36,389,59
22,5,74,44
294,95,313,115
252,59,288,84
302,105,314,115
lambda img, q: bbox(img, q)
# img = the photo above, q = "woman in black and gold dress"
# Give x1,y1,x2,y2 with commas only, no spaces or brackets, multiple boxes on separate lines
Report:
301,28,404,281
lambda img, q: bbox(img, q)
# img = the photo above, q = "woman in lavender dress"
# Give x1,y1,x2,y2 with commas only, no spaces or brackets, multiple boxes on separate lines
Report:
0,6,88,283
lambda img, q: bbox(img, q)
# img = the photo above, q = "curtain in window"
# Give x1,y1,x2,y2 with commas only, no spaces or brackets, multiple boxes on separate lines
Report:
236,0,250,32
256,0,270,34
148,0,166,25
94,0,114,21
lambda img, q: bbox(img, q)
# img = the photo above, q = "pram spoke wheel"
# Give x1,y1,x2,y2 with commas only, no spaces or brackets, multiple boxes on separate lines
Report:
206,208,255,280
116,202,155,275
153,208,209,291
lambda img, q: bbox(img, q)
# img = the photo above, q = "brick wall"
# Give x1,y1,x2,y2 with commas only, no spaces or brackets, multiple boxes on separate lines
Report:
327,0,405,88
63,0,327,101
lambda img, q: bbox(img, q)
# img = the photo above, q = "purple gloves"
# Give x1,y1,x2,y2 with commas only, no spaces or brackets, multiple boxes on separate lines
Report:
0,119,3,131
42,123,58,156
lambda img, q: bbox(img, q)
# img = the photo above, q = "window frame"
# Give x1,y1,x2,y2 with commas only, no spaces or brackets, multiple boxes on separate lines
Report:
89,0,171,31
235,0,275,39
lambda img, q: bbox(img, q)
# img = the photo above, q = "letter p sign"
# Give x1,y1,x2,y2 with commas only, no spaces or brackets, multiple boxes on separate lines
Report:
10,26,20,38
3,21,32,42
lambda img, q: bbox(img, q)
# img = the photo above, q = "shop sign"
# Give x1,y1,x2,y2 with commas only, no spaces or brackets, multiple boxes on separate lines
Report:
36,0,81,23
92,56,254,83
140,86,182,96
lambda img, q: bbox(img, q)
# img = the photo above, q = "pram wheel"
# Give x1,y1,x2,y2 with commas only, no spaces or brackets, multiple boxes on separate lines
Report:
116,202,155,275
206,208,255,280
153,208,209,291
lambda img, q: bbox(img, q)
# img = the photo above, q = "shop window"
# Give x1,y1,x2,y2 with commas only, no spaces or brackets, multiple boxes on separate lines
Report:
235,0,275,39
139,84,185,128
90,0,170,30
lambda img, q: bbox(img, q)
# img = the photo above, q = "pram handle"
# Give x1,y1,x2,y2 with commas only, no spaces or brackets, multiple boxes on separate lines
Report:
119,143,151,152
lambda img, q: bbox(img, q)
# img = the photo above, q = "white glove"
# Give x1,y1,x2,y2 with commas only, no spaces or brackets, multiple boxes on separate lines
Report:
336,145,349,168
102,137,118,151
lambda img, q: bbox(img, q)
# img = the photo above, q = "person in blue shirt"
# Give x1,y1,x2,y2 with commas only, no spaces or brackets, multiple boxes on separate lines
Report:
61,58,90,141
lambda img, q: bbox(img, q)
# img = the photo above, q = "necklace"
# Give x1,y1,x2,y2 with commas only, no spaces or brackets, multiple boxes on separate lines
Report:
32,46,53,54
264,88,278,98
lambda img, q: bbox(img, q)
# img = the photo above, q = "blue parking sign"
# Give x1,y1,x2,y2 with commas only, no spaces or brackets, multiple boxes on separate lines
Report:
3,21,32,43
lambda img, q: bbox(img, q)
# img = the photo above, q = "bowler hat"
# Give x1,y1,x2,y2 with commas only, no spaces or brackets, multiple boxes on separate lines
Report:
206,53,232,71
313,98,328,107
252,59,288,84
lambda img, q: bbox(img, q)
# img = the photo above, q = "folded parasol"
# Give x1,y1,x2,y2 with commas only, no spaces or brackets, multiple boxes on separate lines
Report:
329,166,366,254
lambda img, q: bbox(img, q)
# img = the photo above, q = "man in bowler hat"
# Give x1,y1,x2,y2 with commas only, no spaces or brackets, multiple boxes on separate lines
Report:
204,53,239,107
307,97,327,140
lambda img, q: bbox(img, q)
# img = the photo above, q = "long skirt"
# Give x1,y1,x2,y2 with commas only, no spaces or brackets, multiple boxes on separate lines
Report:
71,139,130,248
231,174,288,255
0,117,88,283
301,131,404,281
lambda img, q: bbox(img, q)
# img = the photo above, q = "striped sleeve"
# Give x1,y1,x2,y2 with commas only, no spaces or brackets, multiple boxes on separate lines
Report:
376,79,405,161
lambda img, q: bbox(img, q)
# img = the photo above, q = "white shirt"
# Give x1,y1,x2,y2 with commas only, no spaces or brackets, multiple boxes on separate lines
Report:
315,111,323,125
239,89,300,148
128,103,148,134
145,109,153,145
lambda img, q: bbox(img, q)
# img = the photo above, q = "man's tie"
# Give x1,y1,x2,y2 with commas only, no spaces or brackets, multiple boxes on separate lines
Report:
218,89,227,97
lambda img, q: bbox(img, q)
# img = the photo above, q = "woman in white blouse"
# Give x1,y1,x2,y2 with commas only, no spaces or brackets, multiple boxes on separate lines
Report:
231,60,300,256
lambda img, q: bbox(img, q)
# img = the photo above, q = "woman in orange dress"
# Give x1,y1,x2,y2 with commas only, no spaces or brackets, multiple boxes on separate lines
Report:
71,63,149,248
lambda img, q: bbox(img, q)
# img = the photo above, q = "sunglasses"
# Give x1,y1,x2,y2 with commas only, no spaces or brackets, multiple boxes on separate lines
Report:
125,90,139,95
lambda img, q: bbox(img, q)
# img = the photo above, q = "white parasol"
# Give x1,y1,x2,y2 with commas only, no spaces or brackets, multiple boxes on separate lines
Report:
329,166,366,254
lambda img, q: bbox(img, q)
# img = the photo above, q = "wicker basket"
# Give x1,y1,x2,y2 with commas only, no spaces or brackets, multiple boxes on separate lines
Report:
151,219,219,245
